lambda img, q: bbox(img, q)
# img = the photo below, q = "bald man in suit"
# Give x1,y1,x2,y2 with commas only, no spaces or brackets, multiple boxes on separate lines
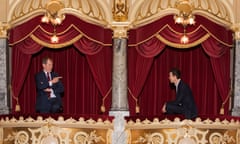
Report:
35,57,64,113
162,68,197,119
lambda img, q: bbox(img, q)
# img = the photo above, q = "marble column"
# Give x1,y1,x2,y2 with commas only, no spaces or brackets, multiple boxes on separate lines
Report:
110,26,129,111
232,30,240,116
0,22,10,114
111,37,128,111
109,27,129,144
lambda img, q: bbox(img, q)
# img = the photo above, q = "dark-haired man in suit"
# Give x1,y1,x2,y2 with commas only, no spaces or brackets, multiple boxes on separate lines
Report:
162,68,197,119
35,57,64,113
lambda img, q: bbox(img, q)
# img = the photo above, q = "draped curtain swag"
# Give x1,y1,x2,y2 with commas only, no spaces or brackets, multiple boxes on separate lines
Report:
127,15,232,115
10,14,112,114
10,14,232,116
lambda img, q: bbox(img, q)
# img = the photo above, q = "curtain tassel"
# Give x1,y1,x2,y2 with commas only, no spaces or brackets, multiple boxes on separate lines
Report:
136,104,140,113
128,87,140,114
100,87,112,113
219,88,232,115
9,84,21,112
15,98,21,112
219,104,224,115
101,105,106,113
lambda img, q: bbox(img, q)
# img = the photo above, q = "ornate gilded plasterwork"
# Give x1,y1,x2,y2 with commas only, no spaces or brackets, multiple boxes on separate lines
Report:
126,117,240,144
112,0,129,22
0,116,113,144
0,22,9,38
7,0,235,29
129,0,234,28
112,26,129,38
8,0,111,27
231,23,240,40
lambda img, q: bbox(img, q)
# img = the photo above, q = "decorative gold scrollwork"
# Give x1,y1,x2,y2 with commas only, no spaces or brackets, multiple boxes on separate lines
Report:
133,132,164,144
209,131,235,144
73,130,105,144
4,131,29,144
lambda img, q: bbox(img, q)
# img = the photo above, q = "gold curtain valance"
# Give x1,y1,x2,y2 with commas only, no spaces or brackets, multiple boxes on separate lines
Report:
30,34,83,49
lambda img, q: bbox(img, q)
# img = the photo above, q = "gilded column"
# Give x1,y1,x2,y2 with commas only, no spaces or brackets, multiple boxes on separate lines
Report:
231,25,240,116
0,22,10,114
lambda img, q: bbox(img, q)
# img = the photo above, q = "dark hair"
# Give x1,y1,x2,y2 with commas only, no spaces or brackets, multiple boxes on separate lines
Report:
170,68,181,79
42,57,53,64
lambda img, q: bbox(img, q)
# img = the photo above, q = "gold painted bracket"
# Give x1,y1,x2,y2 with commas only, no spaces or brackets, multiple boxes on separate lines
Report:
231,23,240,40
0,22,10,38
112,0,129,22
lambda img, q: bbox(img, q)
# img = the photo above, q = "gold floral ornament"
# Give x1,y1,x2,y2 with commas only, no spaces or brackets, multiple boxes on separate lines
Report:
112,0,128,22
174,0,196,44
41,0,65,43
41,0,65,25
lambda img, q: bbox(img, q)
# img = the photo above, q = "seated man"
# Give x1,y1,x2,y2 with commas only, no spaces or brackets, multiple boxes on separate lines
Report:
162,68,197,119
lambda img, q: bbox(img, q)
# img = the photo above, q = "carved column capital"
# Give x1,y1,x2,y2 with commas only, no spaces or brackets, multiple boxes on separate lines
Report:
112,26,128,38
231,23,240,40
0,22,10,38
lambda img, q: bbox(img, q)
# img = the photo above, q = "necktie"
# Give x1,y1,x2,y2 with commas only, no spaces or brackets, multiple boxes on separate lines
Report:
47,72,51,98
47,72,51,81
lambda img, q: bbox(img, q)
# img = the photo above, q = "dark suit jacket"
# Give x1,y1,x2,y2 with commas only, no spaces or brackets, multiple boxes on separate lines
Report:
35,71,64,113
166,80,197,119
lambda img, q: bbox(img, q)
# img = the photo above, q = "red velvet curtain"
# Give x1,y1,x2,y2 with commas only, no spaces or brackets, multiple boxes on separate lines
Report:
128,15,232,116
129,45,221,116
202,37,231,114
20,47,98,114
10,14,232,117
12,45,112,114
10,15,112,114
128,37,165,113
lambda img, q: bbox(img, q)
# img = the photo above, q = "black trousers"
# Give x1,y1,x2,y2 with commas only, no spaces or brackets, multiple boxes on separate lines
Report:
49,98,63,113
166,103,196,119
37,98,63,113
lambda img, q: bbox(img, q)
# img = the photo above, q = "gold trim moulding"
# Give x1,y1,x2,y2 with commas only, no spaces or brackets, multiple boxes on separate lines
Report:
126,117,240,129
125,117,240,144
0,116,113,129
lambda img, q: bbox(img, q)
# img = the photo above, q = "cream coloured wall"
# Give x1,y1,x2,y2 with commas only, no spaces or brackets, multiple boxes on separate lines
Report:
233,0,240,23
0,0,8,22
